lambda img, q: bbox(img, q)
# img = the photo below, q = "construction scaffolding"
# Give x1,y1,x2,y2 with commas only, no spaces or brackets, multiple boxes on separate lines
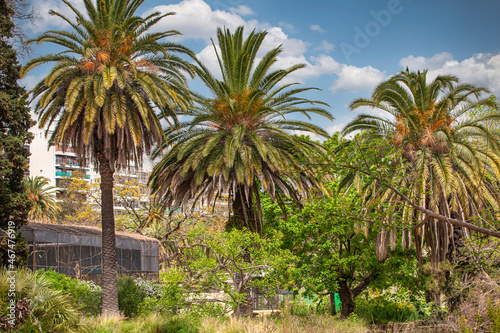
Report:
21,223,159,281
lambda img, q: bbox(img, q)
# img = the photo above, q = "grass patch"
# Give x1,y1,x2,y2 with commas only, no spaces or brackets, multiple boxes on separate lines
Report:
81,313,368,333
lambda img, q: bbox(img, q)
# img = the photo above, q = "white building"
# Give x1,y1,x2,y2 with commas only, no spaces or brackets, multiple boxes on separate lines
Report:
28,125,153,189
28,126,96,188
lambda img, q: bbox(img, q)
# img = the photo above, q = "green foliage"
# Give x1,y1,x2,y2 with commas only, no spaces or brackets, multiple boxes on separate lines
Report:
149,25,332,235
0,268,81,332
37,269,102,316
57,171,101,225
0,0,34,263
0,231,28,267
182,226,295,312
118,276,147,318
262,179,412,316
284,295,332,317
142,227,294,316
139,267,188,316
487,298,500,333
342,70,500,265
39,269,164,318
24,176,61,221
355,293,418,325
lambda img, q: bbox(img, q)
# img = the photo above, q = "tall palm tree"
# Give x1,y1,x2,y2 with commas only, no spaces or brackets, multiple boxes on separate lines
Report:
24,176,60,221
21,0,194,314
149,26,333,236
342,69,500,265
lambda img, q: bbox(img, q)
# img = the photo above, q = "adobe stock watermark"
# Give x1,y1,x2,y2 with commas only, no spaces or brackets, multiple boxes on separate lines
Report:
5,221,18,328
340,0,411,63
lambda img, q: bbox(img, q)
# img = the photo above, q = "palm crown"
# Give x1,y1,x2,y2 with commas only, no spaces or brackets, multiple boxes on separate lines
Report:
149,26,333,235
22,0,194,169
342,69,500,264
24,176,60,221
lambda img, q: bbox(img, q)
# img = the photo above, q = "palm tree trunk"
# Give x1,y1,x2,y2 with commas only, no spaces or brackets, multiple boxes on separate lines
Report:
99,155,119,315
230,187,254,317
230,186,254,231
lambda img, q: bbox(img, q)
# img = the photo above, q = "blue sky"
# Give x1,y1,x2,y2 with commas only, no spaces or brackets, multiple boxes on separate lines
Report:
20,0,500,138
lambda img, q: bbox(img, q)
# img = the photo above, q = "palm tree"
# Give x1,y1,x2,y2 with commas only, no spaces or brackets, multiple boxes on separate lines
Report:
149,26,332,316
24,176,60,221
21,0,194,314
342,69,500,266
149,26,333,236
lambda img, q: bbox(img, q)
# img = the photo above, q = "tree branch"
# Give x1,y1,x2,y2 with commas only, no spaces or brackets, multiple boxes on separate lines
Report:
338,163,500,238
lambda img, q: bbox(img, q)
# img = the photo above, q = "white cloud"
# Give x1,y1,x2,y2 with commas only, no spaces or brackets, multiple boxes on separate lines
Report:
263,27,308,57
20,73,46,91
28,0,86,32
154,0,384,94
314,40,335,53
144,0,255,41
399,52,454,71
229,5,255,16
330,65,385,94
310,24,326,33
326,124,345,135
399,52,500,96
196,44,222,78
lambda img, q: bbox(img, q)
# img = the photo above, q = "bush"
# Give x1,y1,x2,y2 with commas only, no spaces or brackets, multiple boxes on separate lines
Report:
284,295,331,317
118,276,147,318
139,268,188,316
0,268,81,332
355,291,420,324
37,269,102,316
133,277,162,298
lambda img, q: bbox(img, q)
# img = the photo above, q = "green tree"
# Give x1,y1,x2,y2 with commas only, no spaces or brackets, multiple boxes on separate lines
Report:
142,226,294,317
469,95,500,133
21,0,194,314
0,0,33,268
149,26,333,236
263,148,423,318
57,171,101,225
342,69,500,266
24,176,60,221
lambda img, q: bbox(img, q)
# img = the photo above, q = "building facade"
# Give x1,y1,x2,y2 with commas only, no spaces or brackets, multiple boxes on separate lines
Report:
28,126,94,188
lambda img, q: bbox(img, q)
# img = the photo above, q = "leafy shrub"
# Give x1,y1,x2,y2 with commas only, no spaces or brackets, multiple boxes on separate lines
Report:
37,269,102,315
188,301,229,318
139,268,188,316
118,276,147,318
133,277,162,298
0,268,81,332
285,295,331,317
355,292,419,324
